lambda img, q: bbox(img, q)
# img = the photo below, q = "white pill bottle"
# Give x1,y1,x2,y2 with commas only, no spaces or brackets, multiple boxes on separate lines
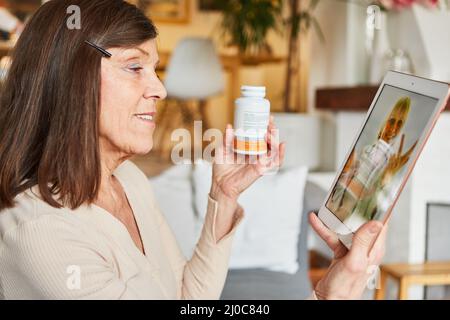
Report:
233,86,270,155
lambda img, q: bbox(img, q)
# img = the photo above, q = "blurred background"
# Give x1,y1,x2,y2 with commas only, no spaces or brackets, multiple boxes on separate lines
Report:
1,0,450,300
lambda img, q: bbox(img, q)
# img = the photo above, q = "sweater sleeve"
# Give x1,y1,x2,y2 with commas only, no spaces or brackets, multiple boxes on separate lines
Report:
153,193,244,300
1,215,140,300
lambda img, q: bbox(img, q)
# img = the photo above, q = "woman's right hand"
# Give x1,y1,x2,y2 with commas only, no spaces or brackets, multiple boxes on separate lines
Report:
309,213,387,300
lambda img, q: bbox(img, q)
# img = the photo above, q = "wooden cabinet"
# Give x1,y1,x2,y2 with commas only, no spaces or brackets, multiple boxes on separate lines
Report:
316,86,450,112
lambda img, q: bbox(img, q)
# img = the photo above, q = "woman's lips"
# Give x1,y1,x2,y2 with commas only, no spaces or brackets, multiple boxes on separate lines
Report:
134,112,156,127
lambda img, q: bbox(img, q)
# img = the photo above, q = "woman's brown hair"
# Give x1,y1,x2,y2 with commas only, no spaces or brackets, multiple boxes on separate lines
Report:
0,0,157,210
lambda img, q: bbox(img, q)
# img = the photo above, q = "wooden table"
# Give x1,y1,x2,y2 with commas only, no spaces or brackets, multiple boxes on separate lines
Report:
309,250,332,288
375,262,450,300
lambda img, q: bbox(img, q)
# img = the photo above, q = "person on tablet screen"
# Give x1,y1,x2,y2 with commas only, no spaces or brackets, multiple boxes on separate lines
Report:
328,96,418,222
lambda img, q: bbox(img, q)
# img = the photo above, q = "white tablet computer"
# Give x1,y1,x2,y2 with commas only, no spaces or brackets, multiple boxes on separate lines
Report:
317,71,450,249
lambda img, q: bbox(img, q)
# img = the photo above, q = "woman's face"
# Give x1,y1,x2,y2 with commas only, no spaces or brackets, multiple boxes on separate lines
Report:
380,109,405,142
99,39,167,158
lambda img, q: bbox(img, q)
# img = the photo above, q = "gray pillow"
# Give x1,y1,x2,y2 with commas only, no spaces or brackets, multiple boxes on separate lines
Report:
220,181,327,300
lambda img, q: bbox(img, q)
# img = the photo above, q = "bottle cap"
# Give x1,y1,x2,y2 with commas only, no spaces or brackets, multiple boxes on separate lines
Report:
241,85,266,98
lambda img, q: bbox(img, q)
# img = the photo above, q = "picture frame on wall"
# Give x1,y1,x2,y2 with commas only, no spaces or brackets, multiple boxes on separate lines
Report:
146,0,191,24
425,203,450,300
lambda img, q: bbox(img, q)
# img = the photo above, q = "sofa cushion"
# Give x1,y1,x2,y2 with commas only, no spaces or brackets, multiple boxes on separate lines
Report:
149,164,197,259
193,160,308,274
220,180,328,300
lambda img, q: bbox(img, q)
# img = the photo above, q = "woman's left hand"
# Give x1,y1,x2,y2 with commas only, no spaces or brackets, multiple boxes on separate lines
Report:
309,213,388,300
210,116,286,203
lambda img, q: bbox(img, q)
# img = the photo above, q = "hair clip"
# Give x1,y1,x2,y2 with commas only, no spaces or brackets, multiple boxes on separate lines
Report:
84,40,112,58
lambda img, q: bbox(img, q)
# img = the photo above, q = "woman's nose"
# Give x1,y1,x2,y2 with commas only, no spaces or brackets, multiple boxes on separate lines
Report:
144,75,167,100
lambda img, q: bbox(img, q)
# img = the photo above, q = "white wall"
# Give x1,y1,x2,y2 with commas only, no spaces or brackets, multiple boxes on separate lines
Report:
388,6,450,82
409,114,450,262
308,1,369,112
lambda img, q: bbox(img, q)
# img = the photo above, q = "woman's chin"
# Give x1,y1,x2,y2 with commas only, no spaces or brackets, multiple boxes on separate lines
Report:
131,142,154,156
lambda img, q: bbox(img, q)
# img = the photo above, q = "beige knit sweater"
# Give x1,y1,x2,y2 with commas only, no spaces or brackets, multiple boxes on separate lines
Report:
0,160,244,299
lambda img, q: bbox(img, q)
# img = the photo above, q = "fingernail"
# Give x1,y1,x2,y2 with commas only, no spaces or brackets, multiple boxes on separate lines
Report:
369,222,382,234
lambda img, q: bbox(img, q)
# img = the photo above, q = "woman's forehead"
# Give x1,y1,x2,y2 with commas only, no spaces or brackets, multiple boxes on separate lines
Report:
109,40,158,62
389,108,406,118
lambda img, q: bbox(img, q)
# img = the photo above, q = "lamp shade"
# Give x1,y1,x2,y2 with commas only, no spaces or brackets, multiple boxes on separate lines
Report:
164,38,224,100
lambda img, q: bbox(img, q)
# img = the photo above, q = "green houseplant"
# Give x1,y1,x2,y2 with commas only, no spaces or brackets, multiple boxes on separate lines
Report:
215,0,323,112
283,0,323,112
215,0,283,57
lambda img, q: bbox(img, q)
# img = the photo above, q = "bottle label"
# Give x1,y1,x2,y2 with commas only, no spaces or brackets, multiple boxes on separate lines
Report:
233,136,268,155
243,111,270,131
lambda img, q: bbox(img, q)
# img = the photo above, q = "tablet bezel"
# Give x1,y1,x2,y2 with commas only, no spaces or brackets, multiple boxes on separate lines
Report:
317,71,450,244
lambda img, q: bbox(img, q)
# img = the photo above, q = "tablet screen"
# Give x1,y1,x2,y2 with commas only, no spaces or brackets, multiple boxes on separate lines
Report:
326,84,439,230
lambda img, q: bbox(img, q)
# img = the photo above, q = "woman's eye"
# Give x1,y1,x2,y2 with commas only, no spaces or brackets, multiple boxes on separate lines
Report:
127,65,143,73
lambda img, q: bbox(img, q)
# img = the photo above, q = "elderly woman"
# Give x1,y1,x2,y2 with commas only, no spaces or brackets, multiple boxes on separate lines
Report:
0,0,386,300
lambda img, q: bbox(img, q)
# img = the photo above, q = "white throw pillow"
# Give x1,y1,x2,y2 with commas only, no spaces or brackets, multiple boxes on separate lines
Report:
192,160,308,274
149,164,197,259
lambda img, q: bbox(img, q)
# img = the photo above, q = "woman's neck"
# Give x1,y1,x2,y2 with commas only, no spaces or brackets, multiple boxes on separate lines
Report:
98,139,131,198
